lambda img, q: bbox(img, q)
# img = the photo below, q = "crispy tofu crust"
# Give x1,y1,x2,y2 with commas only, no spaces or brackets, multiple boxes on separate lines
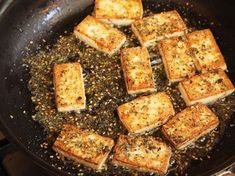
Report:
117,92,175,134
187,29,227,72
158,36,196,82
94,0,143,26
74,15,126,55
178,69,235,106
132,10,188,47
53,124,114,170
112,135,172,174
53,63,86,112
120,47,155,94
162,104,219,149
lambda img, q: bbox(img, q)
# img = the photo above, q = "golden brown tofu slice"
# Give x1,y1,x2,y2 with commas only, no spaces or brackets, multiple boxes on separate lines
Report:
74,15,126,55
158,36,196,82
162,104,219,149
178,69,235,106
94,0,143,26
53,124,114,170
117,92,175,134
112,135,172,174
53,63,86,112
187,29,227,72
121,47,155,94
132,10,188,47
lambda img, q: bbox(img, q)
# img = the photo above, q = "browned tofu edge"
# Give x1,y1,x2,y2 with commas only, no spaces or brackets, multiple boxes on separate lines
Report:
53,63,86,112
117,92,175,133
112,135,172,174
158,38,196,83
74,15,126,55
52,124,114,170
94,0,143,20
120,47,155,94
178,69,235,106
187,29,227,72
131,10,188,47
162,104,220,149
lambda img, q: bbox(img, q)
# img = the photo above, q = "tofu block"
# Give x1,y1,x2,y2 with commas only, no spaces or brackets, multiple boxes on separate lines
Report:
121,47,155,94
117,92,175,134
53,63,86,112
132,10,188,47
53,124,114,170
74,15,126,55
187,29,227,72
94,0,143,26
112,135,172,174
178,69,235,106
158,36,196,82
162,104,219,149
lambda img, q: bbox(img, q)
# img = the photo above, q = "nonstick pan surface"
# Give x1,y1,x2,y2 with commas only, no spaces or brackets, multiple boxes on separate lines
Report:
0,0,234,175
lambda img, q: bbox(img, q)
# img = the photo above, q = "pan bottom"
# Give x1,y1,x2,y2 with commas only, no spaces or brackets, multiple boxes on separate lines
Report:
23,2,235,175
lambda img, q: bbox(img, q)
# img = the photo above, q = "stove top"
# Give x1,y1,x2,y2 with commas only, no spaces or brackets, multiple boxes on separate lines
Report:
0,132,49,176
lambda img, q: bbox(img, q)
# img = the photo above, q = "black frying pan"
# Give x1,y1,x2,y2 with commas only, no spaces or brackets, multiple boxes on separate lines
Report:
0,0,234,175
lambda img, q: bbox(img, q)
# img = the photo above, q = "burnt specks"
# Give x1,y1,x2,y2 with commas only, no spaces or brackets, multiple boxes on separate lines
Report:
24,6,235,176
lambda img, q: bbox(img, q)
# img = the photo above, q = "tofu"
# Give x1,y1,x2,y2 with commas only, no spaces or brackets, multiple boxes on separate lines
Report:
120,47,155,94
162,104,219,149
53,63,86,112
112,135,172,174
117,92,175,134
74,15,126,55
187,29,227,72
53,124,114,170
178,69,235,106
158,36,196,82
94,0,143,26
132,10,188,47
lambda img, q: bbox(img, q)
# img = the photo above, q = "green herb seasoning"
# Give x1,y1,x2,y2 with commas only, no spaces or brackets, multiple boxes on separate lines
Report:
24,11,235,176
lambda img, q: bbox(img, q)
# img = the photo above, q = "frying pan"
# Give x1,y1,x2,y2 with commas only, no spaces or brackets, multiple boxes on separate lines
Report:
0,0,234,175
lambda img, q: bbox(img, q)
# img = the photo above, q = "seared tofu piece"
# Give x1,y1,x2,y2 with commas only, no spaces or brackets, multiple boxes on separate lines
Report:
178,69,235,106
94,0,143,26
53,63,86,112
74,15,126,55
121,47,155,94
132,10,187,47
158,36,196,82
112,135,172,174
53,125,114,170
117,92,175,134
187,29,227,72
162,104,219,149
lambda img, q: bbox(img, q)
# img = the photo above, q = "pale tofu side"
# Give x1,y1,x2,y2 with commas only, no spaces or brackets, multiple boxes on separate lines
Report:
94,0,143,26
74,15,126,55
53,124,114,170
112,135,172,174
117,92,175,134
132,10,188,47
162,104,219,149
120,47,155,94
158,36,196,82
187,29,227,72
178,69,235,106
53,63,86,112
